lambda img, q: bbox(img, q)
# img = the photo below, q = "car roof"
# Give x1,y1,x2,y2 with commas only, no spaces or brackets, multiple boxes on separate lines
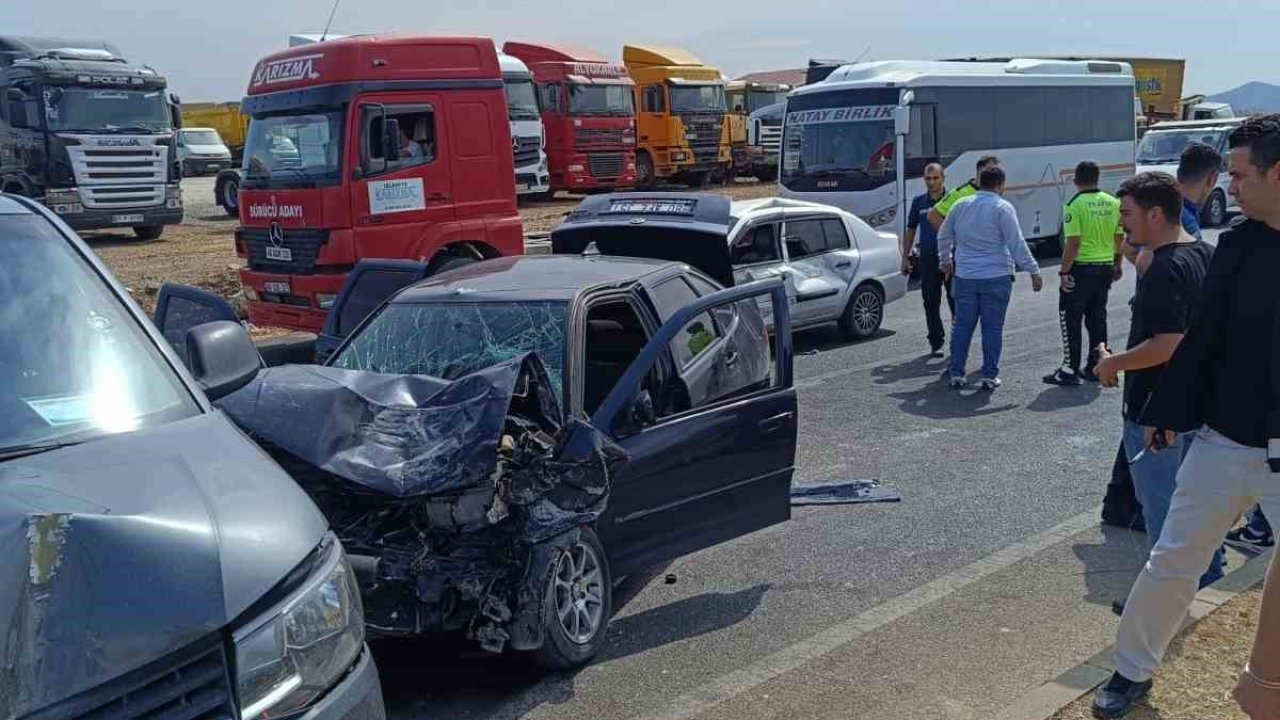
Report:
393,254,681,303
0,194,35,215
731,197,848,218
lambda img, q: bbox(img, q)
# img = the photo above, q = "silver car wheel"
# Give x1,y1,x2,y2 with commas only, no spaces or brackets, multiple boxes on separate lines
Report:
553,540,606,645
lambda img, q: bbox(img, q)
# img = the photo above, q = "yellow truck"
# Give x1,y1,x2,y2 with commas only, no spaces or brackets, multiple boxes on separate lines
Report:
623,45,730,188
725,80,790,181
179,101,249,162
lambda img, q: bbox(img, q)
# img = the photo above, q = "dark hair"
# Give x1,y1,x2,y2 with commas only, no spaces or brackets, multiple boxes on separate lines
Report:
1228,114,1280,173
1177,142,1222,184
1117,172,1182,224
1074,161,1100,186
976,155,1000,173
978,165,1006,191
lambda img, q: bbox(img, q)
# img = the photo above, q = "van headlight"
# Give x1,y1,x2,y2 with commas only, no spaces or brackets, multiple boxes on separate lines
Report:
234,536,364,720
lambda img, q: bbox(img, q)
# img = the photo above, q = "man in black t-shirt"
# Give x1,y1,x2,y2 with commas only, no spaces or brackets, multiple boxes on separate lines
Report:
1095,116,1280,718
1093,173,1224,584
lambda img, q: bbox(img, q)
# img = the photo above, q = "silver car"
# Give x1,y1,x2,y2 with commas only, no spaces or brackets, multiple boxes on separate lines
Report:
728,198,908,339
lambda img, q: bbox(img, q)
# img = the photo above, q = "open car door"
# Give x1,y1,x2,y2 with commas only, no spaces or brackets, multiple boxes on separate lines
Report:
592,278,796,578
315,259,428,363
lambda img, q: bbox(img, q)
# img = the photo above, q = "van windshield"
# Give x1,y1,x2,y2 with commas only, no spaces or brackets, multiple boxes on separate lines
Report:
1137,129,1227,164
0,213,199,456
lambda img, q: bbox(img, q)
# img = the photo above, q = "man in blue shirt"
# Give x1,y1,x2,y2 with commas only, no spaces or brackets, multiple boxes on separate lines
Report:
902,163,953,355
938,166,1044,391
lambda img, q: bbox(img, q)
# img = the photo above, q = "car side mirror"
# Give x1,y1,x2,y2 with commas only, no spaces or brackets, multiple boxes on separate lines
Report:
630,388,657,428
185,320,261,401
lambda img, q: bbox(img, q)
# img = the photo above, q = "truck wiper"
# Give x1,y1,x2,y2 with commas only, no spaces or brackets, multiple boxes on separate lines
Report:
0,440,84,462
810,167,874,180
270,167,316,188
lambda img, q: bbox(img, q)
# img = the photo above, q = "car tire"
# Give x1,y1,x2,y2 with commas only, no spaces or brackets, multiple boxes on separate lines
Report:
839,283,884,340
219,175,240,218
429,253,477,276
1201,189,1227,228
532,528,612,670
635,152,655,189
133,225,164,241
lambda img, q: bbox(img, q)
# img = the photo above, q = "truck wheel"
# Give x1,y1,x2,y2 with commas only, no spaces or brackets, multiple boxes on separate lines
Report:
684,171,709,189
1201,189,1227,228
635,153,655,189
754,168,778,183
533,528,612,670
429,253,477,276
839,283,884,340
133,225,165,242
220,175,240,217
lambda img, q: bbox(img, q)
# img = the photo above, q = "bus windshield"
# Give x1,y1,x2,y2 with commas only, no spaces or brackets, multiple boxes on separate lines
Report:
1138,128,1227,164
782,90,898,192
670,84,727,114
242,110,343,189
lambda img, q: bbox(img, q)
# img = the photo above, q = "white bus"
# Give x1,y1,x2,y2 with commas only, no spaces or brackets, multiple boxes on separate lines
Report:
779,59,1136,248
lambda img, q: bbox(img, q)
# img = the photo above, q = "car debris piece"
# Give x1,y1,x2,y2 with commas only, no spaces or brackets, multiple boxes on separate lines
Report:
789,480,902,506
218,354,627,654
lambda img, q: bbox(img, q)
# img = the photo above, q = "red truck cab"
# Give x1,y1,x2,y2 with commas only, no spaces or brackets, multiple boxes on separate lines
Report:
501,42,637,193
236,35,523,331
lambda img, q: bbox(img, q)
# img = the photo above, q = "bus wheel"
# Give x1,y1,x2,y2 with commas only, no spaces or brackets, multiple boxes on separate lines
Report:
635,153,655,189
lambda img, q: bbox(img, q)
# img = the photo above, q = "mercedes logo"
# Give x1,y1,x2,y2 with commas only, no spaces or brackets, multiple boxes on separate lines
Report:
268,221,284,248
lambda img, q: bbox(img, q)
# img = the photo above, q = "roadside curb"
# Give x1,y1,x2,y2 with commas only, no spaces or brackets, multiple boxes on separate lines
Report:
995,547,1275,720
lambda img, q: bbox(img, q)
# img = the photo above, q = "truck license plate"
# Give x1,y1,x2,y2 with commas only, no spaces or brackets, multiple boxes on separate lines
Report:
263,281,291,295
112,213,144,224
265,246,293,262
206,163,220,171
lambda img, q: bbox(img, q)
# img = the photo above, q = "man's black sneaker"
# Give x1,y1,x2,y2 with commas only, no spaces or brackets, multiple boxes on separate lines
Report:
1043,368,1083,386
1092,672,1152,718
1225,525,1275,551
929,341,945,358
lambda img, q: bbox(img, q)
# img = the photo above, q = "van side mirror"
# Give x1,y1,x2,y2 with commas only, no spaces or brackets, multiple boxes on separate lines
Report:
894,105,911,136
185,320,261,401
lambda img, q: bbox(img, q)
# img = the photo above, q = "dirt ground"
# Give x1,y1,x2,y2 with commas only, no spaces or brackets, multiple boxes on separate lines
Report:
1051,587,1262,720
88,176,780,316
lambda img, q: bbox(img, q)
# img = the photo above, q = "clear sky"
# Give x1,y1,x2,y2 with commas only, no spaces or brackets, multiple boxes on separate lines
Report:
6,0,1268,102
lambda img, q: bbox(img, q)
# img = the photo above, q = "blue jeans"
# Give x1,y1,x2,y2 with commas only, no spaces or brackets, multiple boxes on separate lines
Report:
1121,421,1226,588
949,275,1013,380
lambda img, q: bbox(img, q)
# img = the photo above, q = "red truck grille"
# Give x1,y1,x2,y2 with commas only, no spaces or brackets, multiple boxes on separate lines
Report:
241,227,330,275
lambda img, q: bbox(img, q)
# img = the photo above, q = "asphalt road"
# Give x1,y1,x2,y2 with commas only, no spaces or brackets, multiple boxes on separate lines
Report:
374,228,1229,720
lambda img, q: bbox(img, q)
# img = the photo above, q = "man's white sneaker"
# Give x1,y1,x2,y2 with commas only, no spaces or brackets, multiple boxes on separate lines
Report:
949,376,967,389
980,378,1002,392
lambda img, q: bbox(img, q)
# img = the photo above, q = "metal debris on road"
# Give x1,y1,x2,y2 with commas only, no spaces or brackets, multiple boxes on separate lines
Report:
789,480,902,506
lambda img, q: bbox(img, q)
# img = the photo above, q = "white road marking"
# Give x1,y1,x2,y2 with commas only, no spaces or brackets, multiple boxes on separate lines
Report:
633,506,1104,720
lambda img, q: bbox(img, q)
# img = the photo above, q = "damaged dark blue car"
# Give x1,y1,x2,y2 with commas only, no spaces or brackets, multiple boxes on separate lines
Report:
157,196,799,669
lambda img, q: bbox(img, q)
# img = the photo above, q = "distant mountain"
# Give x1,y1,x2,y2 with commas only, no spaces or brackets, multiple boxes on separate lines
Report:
1207,82,1280,114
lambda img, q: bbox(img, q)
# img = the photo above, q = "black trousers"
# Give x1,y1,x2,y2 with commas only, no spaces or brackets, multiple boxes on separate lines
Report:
918,252,955,347
1058,263,1113,372
1102,440,1144,528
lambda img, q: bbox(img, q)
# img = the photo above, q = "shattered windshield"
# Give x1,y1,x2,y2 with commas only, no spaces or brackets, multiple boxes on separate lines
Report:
330,301,569,399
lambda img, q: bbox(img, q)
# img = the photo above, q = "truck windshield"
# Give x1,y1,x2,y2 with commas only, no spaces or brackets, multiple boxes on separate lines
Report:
670,84,727,114
1137,129,1227,164
242,110,343,188
568,83,635,116
43,86,170,133
330,301,569,400
504,78,541,121
181,129,224,146
0,213,198,456
746,90,786,113
781,89,898,192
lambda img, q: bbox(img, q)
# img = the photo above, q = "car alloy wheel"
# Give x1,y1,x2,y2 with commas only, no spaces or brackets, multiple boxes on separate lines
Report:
553,540,606,645
841,284,884,340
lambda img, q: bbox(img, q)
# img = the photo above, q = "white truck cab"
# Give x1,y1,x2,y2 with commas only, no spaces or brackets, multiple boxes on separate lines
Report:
499,52,551,199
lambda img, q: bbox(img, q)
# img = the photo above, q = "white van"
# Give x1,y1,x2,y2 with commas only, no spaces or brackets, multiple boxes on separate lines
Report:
176,127,233,176
1138,118,1242,227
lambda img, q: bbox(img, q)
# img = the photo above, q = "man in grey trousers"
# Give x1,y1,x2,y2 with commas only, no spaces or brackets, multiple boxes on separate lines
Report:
1093,114,1280,717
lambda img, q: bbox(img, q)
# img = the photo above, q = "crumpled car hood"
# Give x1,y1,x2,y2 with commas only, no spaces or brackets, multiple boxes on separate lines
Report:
0,413,327,719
